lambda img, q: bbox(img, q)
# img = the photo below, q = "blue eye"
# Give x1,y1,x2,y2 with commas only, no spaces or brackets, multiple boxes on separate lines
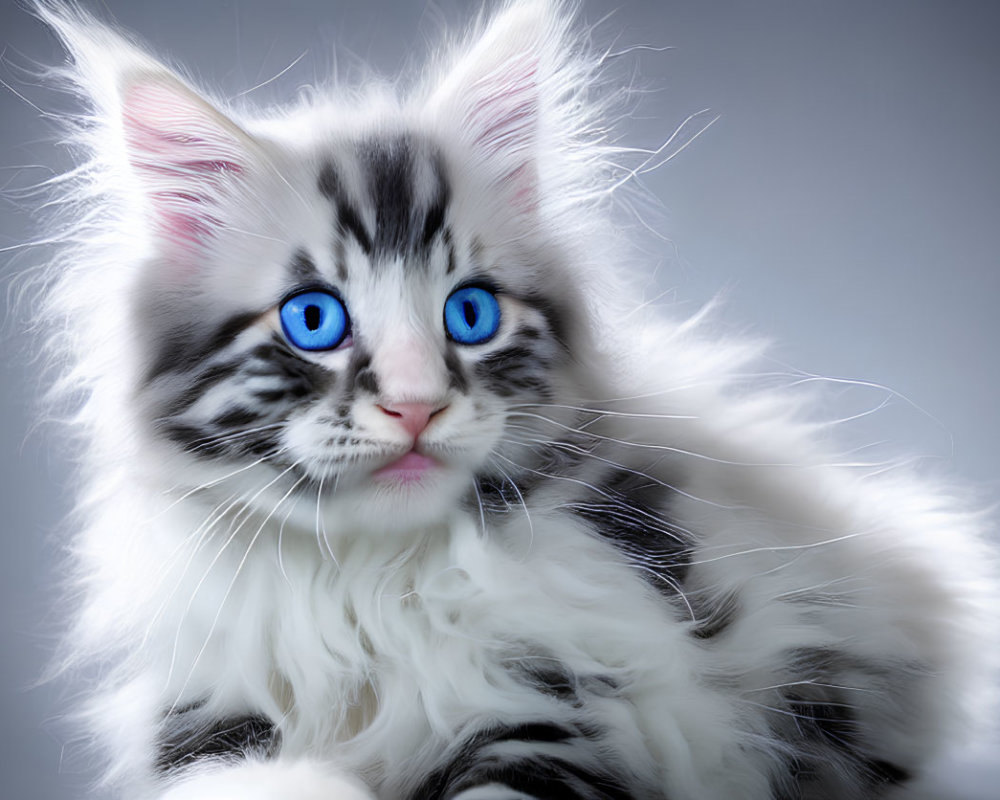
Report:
280,290,350,351
444,286,501,345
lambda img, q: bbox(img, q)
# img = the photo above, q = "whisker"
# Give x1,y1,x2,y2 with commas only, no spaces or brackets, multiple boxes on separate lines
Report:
157,447,289,510
741,679,875,697
315,473,339,566
497,431,746,512
276,488,302,587
173,463,305,709
140,488,247,649
506,410,801,469
686,530,876,568
232,49,308,98
171,422,287,455
508,401,697,421
489,457,535,552
471,478,487,535
164,462,300,702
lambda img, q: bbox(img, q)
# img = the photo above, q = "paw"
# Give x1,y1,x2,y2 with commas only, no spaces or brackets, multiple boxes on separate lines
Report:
159,759,375,800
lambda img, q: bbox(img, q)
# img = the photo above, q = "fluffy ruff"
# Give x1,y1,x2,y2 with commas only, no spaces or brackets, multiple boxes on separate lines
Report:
30,1,997,798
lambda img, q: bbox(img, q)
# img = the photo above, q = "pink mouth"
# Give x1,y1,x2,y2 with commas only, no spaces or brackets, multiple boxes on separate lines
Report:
372,451,438,483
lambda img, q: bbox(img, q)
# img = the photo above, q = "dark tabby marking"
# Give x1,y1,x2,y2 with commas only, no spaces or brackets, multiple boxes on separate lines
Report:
156,710,279,774
421,152,451,248
515,289,571,351
530,431,591,478
346,348,379,397
157,335,330,458
475,344,552,398
567,468,691,596
475,472,539,514
769,647,914,797
335,236,348,282
318,162,374,254
444,227,457,274
165,360,242,416
144,308,261,385
410,721,640,800
443,346,469,393
512,654,622,707
288,248,321,284
473,428,590,517
210,405,263,429
360,136,415,256
355,365,380,396
517,658,579,703
689,590,741,640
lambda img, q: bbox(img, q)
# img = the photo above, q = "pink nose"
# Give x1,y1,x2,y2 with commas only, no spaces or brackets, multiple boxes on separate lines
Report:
377,402,446,438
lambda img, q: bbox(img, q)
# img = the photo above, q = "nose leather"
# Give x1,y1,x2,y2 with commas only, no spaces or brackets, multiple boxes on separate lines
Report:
378,402,443,438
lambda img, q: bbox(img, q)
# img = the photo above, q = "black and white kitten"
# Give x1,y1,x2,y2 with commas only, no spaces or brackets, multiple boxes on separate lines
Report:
33,1,996,799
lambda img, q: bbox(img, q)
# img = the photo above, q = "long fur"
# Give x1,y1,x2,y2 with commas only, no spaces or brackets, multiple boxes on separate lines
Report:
28,1,998,799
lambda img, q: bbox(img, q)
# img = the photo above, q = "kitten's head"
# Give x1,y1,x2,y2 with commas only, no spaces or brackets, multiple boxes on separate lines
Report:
41,0,621,534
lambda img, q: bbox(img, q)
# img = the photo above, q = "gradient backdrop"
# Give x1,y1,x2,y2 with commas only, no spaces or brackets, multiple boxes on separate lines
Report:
2,1,998,798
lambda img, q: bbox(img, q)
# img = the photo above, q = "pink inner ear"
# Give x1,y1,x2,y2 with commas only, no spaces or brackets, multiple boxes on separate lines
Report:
465,58,540,210
122,81,245,251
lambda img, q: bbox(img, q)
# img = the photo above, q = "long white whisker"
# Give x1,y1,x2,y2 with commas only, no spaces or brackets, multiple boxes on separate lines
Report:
233,50,308,98
604,108,720,194
157,447,288,511
508,401,696,421
471,478,487,535
491,458,535,552
182,422,287,451
140,488,248,649
497,431,746,513
506,410,800,469
314,473,339,566
164,462,299,700
686,530,876,568
173,464,304,709
276,486,303,587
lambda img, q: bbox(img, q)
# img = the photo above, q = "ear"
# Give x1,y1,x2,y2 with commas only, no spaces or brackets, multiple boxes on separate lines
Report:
36,2,255,257
426,0,572,212
117,70,253,252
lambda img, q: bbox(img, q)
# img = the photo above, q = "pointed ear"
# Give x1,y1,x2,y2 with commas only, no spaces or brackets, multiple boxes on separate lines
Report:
36,3,255,256
117,70,253,251
426,0,571,212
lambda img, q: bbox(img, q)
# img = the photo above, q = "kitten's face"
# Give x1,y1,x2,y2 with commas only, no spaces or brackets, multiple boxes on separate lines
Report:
139,129,576,531
85,2,589,533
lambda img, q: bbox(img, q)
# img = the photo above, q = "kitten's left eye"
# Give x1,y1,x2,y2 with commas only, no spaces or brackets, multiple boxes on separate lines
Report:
444,286,501,345
280,290,350,351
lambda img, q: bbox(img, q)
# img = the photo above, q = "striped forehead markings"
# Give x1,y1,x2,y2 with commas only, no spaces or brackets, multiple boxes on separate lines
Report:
288,249,320,284
360,136,414,255
318,163,373,255
420,149,450,250
317,138,451,266
443,227,456,275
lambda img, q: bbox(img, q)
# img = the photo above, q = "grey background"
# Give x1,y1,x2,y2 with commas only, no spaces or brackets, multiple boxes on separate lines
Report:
2,1,998,797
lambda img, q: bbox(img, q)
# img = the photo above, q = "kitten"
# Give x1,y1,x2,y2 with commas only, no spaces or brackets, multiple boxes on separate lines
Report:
32,1,996,799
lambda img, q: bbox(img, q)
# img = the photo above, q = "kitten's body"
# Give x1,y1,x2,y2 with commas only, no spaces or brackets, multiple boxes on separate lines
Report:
33,2,996,799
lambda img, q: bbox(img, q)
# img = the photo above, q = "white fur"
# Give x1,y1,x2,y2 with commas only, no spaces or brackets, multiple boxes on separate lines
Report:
159,760,374,800
30,1,998,799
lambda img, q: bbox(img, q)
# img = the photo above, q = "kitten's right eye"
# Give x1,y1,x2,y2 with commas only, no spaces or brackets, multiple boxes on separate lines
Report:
444,286,501,345
280,290,350,351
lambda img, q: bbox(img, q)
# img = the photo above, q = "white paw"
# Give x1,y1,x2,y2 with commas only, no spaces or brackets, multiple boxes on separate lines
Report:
159,759,375,800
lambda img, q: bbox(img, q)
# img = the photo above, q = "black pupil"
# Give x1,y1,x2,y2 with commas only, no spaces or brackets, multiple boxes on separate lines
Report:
304,304,322,331
462,300,477,328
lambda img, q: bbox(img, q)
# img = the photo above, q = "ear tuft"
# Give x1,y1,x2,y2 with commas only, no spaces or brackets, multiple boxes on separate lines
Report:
427,0,574,212
35,1,254,254
118,72,251,249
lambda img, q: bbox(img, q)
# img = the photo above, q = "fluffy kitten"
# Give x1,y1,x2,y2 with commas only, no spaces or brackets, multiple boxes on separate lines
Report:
33,1,996,799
